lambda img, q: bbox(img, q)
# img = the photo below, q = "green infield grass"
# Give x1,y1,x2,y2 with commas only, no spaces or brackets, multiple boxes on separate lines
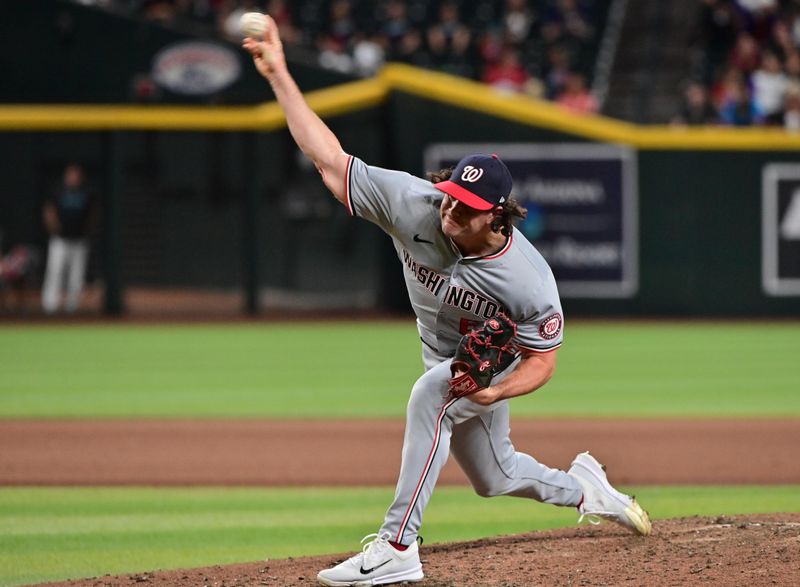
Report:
1,485,799,587
1,322,798,418
2,322,799,418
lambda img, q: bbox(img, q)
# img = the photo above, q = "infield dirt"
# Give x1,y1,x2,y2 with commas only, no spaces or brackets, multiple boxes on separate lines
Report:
4,419,799,586
2,419,800,486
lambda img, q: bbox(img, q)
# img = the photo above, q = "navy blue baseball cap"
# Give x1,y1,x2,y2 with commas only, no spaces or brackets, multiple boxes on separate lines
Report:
433,153,513,211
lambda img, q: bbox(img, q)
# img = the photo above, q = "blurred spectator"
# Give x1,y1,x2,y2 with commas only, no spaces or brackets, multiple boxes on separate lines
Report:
542,0,592,49
728,31,762,75
326,0,357,49
478,27,505,66
315,0,361,73
353,35,386,77
543,45,572,99
380,0,414,55
42,163,97,314
672,81,719,125
785,51,800,84
525,76,547,99
790,7,800,46
719,77,765,124
696,0,741,84
503,0,537,45
555,71,598,114
393,27,431,68
171,0,216,28
693,0,800,129
736,0,776,11
751,50,789,124
266,0,298,44
85,0,610,110
711,65,746,108
426,1,473,77
318,34,355,74
767,19,795,61
477,0,539,80
735,0,778,43
783,82,800,131
141,0,177,24
482,45,529,93
0,245,40,312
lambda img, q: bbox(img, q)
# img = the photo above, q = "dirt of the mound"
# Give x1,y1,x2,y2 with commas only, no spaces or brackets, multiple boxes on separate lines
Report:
37,514,800,587
2,419,800,486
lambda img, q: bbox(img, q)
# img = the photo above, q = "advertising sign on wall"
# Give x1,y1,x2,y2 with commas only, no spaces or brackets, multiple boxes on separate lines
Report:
152,42,241,95
763,164,800,296
425,143,638,298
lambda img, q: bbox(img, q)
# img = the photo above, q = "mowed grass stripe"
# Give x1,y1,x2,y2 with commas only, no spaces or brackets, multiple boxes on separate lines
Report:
1,322,798,417
1,485,799,587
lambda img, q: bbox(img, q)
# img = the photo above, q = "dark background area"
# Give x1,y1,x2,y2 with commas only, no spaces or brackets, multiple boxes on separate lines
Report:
2,1,799,317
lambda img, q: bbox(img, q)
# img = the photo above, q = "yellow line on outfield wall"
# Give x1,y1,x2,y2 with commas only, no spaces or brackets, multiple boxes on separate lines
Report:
0,77,388,131
380,63,800,150
381,64,641,145
1,62,800,150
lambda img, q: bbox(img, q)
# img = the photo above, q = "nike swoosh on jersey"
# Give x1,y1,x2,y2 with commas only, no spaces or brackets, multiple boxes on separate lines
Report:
413,234,434,244
359,559,391,575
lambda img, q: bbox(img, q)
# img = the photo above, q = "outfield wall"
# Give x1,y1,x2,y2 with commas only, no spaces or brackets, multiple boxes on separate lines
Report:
381,89,800,315
2,70,800,315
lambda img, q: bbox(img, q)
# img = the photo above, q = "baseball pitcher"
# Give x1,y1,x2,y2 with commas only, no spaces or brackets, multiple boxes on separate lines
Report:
243,18,650,587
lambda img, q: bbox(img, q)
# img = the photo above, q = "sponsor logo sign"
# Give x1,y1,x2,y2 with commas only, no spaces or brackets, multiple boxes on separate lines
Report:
152,42,241,95
426,144,638,298
762,164,800,296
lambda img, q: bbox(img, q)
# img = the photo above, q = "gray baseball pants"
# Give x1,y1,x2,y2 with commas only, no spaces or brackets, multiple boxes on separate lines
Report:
379,345,582,545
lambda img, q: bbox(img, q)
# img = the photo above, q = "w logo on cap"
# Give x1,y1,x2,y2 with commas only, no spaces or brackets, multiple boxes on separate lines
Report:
432,153,512,210
460,166,484,183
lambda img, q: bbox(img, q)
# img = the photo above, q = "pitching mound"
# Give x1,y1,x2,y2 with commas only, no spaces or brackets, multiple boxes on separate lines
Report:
39,514,800,587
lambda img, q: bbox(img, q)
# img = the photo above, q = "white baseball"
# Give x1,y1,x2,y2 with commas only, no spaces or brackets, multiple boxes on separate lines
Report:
239,12,268,38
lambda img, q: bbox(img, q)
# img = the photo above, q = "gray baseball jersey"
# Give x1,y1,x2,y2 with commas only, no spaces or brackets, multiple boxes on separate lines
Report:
345,155,565,355
343,155,580,546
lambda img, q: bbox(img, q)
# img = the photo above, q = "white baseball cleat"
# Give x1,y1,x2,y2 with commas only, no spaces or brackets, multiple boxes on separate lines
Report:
317,532,423,586
568,451,652,536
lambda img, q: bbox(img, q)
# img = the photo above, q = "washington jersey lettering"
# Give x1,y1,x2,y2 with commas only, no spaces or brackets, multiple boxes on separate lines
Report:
345,156,563,355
